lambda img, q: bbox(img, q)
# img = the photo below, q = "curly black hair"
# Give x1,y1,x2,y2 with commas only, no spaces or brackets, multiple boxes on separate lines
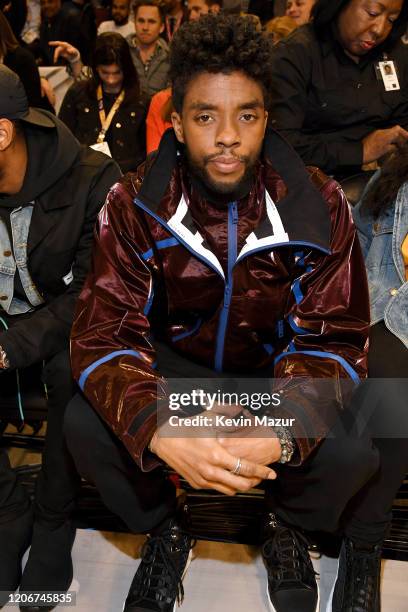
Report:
169,14,274,113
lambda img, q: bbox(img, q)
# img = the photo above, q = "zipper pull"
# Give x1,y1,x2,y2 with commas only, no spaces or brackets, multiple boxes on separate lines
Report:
223,284,231,307
230,201,238,224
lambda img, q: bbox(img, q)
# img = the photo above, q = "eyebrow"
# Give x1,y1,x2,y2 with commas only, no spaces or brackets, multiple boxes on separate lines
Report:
189,100,264,111
372,1,399,11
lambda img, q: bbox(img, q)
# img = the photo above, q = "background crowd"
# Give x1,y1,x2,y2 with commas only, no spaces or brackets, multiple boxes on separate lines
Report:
0,0,316,173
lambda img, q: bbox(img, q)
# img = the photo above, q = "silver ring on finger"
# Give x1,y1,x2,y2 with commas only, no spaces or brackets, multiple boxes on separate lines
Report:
231,457,242,475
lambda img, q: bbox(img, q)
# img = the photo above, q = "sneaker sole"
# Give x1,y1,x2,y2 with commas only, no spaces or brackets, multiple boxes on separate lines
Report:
325,557,340,612
121,548,193,612
173,549,193,612
266,580,320,612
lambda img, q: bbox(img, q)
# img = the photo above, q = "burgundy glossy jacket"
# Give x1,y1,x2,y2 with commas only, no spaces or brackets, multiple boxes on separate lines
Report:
70,129,370,471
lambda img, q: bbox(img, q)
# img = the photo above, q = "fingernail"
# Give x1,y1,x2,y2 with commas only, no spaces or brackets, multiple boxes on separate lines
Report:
268,472,276,480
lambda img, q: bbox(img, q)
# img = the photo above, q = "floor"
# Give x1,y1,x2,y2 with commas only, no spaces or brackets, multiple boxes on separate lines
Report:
3,529,407,612
5,435,408,612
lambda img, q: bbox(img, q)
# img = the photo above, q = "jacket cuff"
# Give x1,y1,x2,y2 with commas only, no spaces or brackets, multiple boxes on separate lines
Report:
0,332,17,371
123,408,163,472
269,400,322,466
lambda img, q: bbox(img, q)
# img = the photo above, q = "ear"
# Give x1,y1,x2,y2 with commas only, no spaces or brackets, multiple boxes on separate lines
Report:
171,111,185,144
0,119,14,152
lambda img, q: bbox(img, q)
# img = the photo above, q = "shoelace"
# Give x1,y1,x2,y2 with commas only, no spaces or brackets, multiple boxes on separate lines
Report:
133,528,193,608
262,526,317,586
344,544,381,611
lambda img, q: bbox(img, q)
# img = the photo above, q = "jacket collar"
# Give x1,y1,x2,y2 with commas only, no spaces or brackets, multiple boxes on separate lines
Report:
136,128,331,255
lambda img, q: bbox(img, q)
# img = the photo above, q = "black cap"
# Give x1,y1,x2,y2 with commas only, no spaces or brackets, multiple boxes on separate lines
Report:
0,65,55,128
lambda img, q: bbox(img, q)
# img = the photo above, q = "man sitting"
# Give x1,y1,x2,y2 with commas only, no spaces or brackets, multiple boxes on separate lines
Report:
127,0,170,99
66,15,378,612
0,65,120,610
97,0,135,38
35,0,86,64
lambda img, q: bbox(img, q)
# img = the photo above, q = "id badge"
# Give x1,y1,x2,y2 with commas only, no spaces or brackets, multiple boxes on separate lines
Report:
90,141,112,157
378,60,400,91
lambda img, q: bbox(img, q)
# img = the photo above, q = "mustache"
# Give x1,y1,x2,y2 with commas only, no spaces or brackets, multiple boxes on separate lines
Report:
203,152,249,164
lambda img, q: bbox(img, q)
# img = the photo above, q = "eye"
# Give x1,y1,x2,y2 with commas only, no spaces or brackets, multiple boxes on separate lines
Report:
240,113,257,122
196,114,213,124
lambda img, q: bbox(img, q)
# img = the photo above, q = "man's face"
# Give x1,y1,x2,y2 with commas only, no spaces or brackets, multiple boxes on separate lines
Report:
188,0,220,20
188,0,209,20
112,0,130,25
40,0,61,19
135,5,164,45
337,0,402,60
0,119,27,194
172,71,268,195
285,0,315,26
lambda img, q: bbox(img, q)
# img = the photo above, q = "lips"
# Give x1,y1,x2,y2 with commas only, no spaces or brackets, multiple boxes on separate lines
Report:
209,157,243,174
360,40,377,50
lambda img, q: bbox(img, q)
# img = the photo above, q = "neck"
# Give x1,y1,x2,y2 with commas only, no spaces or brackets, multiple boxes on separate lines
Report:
0,136,28,195
103,83,123,94
137,38,158,54
343,48,360,64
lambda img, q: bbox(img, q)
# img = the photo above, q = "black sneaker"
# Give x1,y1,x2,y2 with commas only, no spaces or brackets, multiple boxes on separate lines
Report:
123,512,194,612
262,513,319,612
326,538,381,612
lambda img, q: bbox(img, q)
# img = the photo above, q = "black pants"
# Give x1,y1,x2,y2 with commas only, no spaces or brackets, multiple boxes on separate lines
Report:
0,349,81,524
65,390,380,535
344,322,408,543
64,337,406,541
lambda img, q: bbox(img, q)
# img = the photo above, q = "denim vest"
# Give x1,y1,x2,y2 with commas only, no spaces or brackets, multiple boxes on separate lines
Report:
353,177,408,349
0,205,44,315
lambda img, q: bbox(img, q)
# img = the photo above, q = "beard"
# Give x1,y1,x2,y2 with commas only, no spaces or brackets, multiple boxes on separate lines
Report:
185,148,259,197
113,15,128,25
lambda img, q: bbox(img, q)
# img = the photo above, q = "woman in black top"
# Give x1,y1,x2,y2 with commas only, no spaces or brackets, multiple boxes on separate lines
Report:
0,10,52,111
59,32,147,172
269,0,408,178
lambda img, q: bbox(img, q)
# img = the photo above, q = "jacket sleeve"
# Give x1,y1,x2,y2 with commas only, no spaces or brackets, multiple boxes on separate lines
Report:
0,158,121,369
269,41,363,174
273,177,370,464
58,84,79,136
70,179,166,472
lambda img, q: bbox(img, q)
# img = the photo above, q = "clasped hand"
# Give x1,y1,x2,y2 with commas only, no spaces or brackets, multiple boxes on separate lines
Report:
150,404,282,496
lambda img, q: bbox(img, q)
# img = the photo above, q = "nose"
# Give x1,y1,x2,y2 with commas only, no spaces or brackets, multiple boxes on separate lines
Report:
215,116,240,149
370,14,392,40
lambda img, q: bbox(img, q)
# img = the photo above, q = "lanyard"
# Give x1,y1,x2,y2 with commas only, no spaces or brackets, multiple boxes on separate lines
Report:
165,14,182,41
96,84,125,143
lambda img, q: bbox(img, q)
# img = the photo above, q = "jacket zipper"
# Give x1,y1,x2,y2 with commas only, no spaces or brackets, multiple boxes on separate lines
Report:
214,201,238,372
